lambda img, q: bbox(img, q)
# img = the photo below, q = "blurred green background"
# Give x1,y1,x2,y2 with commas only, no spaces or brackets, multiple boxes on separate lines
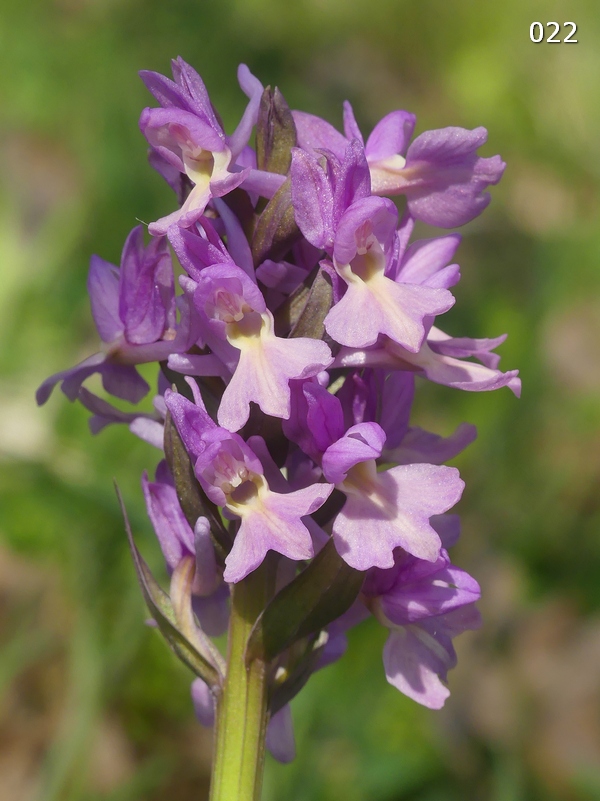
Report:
1,0,599,799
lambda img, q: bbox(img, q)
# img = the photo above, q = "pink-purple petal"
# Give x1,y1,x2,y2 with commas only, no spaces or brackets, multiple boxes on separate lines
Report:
87,256,122,343
142,471,195,571
332,463,463,568
325,278,454,352
101,364,150,403
396,234,461,285
342,101,364,143
119,227,174,345
403,126,506,227
191,678,215,727
290,148,335,252
265,705,296,763
36,352,107,405
228,64,264,160
383,628,451,709
292,110,348,159
171,57,220,126
217,332,332,431
322,422,386,484
332,196,397,266
365,110,416,161
386,422,477,466
223,483,332,583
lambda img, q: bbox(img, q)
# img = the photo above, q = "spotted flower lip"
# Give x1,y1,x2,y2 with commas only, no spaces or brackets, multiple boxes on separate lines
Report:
164,391,333,583
191,263,333,431
220,467,333,583
325,196,455,351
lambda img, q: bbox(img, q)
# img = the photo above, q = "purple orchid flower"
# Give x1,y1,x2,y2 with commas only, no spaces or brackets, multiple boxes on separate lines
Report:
322,422,464,569
139,59,263,234
36,226,192,407
293,102,505,228
165,222,333,429
285,370,476,470
165,390,333,583
363,544,481,709
325,197,455,351
291,142,455,352
334,324,521,396
284,379,467,569
190,263,332,431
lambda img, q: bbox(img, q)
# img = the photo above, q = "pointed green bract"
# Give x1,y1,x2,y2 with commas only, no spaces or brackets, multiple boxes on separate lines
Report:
251,177,300,266
289,266,334,342
118,486,222,689
273,263,334,339
256,86,297,176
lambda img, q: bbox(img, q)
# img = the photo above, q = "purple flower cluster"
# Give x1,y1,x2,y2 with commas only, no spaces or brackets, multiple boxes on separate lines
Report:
38,58,519,756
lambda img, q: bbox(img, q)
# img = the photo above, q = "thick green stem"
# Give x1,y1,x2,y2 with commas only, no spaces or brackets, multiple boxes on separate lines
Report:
209,564,273,801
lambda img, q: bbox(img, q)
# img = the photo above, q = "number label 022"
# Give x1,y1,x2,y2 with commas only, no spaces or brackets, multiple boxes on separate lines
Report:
530,22,578,43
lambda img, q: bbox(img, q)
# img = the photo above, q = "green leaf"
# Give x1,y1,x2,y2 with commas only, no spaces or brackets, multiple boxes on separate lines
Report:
273,262,334,338
245,538,365,664
289,266,334,341
116,486,222,688
251,177,300,266
273,264,316,336
163,411,231,559
256,86,297,175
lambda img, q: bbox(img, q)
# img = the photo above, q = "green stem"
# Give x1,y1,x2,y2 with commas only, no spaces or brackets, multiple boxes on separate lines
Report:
209,564,273,801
